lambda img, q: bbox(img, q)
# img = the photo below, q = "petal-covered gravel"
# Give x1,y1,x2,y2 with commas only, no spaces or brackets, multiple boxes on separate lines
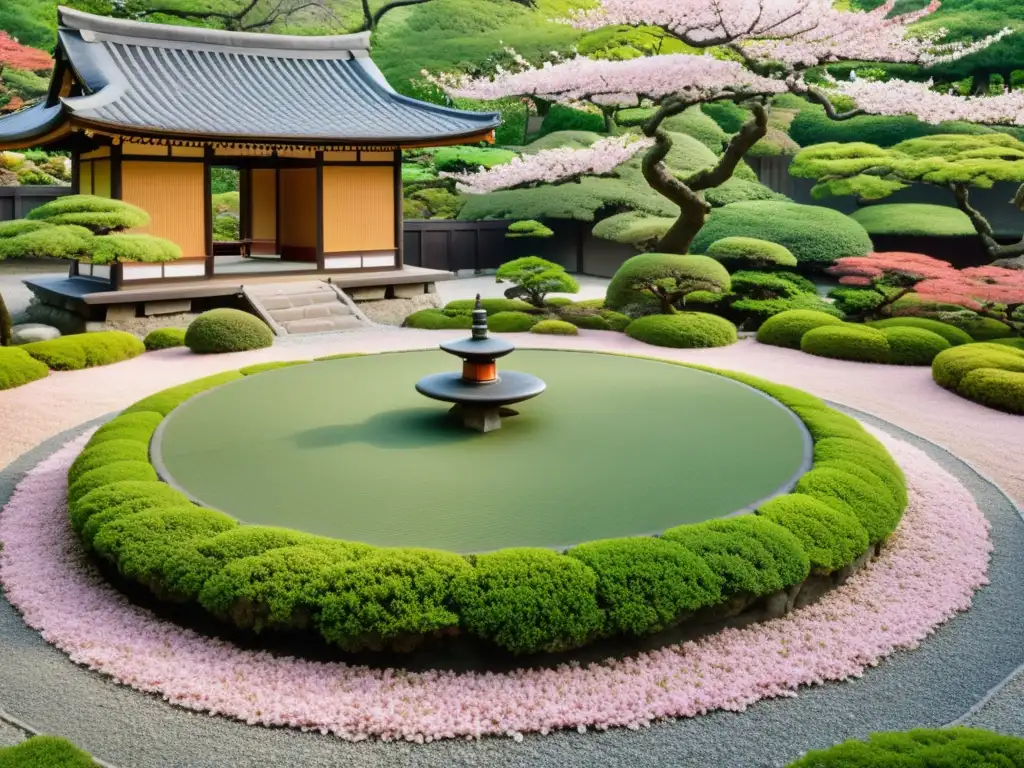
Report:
0,430,991,743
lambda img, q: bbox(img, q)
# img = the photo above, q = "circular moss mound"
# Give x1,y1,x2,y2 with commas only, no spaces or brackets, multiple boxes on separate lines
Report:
605,253,731,314
933,343,1024,414
487,311,539,332
154,351,806,552
0,347,49,390
185,309,273,354
625,313,737,348
530,319,578,335
881,327,951,366
690,201,873,266
144,327,187,351
704,236,798,269
867,317,973,346
849,203,975,236
404,309,473,330
757,309,845,350
801,325,890,363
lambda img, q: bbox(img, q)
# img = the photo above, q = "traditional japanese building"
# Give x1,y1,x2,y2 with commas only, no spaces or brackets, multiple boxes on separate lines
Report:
0,7,498,327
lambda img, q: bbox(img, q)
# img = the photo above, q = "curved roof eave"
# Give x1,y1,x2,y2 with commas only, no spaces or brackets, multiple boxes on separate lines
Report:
0,101,68,149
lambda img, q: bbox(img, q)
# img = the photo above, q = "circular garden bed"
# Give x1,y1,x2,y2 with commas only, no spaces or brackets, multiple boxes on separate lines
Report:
64,351,907,661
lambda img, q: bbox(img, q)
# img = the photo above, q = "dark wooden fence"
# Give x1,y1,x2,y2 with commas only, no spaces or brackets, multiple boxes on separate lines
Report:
0,186,71,222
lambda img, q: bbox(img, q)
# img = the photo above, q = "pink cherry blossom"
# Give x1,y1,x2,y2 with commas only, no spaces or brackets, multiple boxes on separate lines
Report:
441,135,654,194
0,429,991,742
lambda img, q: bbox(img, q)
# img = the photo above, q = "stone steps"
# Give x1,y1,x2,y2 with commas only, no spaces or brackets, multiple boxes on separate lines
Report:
242,281,371,336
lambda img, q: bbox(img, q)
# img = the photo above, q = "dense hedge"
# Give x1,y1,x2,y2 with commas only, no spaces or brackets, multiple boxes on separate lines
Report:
801,326,890,363
689,201,873,267
0,736,98,767
933,343,1024,414
704,236,798,269
849,203,976,237
757,310,846,350
20,331,145,371
143,327,187,351
530,319,578,335
403,308,475,330
881,327,952,366
785,728,1024,768
443,298,536,315
0,346,49,390
185,309,273,354
866,317,974,346
625,313,738,348
789,102,997,147
67,355,906,656
87,233,183,265
487,311,540,332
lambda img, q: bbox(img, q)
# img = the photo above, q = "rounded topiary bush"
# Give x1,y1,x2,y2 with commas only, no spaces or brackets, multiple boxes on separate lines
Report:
704,236,798,269
530,319,578,335
0,346,49,390
785,728,1024,768
443,298,535,315
626,312,737,348
88,233,182,265
756,309,845,349
867,317,973,346
403,308,473,330
606,253,731,314
26,194,150,233
185,309,273,354
487,311,539,332
690,201,873,267
932,343,1024,414
20,331,144,371
801,325,891,363
848,203,975,237
144,327,187,351
881,327,951,366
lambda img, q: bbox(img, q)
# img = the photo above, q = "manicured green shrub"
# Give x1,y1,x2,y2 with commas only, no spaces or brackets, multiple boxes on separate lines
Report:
315,549,472,651
960,316,1015,341
530,319,578,335
403,308,474,330
958,367,1024,414
185,309,273,354
487,311,539,332
69,479,191,540
89,411,164,446
0,224,93,260
690,201,873,267
124,371,244,417
20,331,145,371
0,346,48,390
788,102,995,147
0,219,52,238
87,233,182,264
626,313,738,348
801,325,891,363
430,146,516,172
662,517,810,597
867,316,974,346
543,296,574,308
795,466,902,543
828,287,886,316
813,438,907,509
730,293,842,328
26,194,149,233
704,236,798,269
989,337,1024,350
495,256,579,308
506,219,554,238
443,297,536,315
756,494,869,573
784,728,1024,768
0,735,98,768
538,104,605,136
67,440,151,488
455,548,605,655
881,327,951,365
932,343,1024,390
567,537,723,636
239,360,310,376
606,253,732,314
68,461,159,505
848,203,975,236
756,309,845,349
144,327,187,351
701,100,750,133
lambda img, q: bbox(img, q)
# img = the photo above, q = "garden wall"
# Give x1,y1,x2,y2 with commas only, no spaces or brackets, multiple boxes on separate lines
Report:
0,185,71,221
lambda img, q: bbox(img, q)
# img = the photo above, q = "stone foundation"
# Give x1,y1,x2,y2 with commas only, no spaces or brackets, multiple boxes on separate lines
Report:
357,293,442,326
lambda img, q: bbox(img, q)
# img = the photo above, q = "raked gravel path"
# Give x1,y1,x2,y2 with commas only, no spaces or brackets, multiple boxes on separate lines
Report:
1,330,1021,504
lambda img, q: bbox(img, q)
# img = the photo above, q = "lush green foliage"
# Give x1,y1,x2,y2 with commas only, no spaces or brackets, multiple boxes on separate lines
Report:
828,287,887,316
757,309,846,349
704,237,798,269
65,357,906,655
144,327,187,351
487,310,540,332
0,345,48,390
557,307,632,332
431,146,517,173
403,308,474,330
719,272,839,329
20,331,144,371
530,319,578,335
238,360,310,376
848,203,976,236
0,736,97,768
690,202,873,267
617,106,730,152
0,224,92,260
701,100,750,133
495,256,579,308
591,211,675,250
881,327,952,365
539,104,606,136
625,312,738,348
453,96,528,145
801,325,891,364
933,343,1024,414
789,103,998,148
26,194,149,233
506,219,554,238
785,728,1024,768
606,253,731,315
443,297,535,315
88,233,183,264
185,309,273,354
0,219,51,239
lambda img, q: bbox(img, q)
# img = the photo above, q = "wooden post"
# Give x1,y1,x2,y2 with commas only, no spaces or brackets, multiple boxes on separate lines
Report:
70,149,80,194
315,150,325,270
393,148,403,268
203,146,214,259
110,142,123,199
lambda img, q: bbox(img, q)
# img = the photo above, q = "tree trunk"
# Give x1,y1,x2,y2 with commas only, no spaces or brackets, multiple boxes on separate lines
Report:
0,291,11,347
972,71,992,96
948,182,1024,263
641,101,768,254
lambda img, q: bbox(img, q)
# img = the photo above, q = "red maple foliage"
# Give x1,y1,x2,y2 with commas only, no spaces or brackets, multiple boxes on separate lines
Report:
1,94,25,113
0,32,52,74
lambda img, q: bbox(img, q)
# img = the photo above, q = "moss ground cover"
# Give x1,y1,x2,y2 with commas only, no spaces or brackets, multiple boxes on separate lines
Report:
67,351,905,656
19,331,144,371
785,728,1024,767
933,343,1024,414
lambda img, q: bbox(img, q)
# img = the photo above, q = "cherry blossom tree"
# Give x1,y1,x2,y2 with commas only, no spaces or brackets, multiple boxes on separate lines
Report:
428,0,1013,254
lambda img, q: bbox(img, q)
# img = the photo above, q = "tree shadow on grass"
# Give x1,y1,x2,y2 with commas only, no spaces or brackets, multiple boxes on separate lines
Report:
293,407,481,450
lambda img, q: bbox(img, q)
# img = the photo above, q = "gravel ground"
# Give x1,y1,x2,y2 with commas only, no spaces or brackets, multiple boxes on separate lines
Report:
0,394,1021,766
435,274,610,305
0,261,65,318
0,720,26,749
